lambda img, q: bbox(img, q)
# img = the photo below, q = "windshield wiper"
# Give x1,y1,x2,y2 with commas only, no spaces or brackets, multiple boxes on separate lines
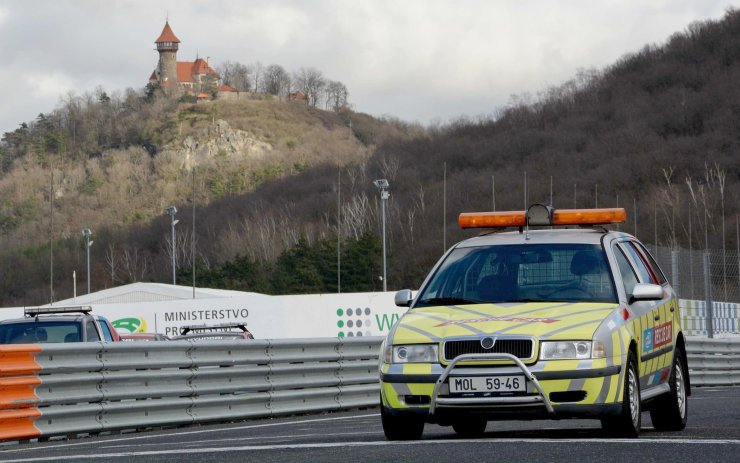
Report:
416,297,482,306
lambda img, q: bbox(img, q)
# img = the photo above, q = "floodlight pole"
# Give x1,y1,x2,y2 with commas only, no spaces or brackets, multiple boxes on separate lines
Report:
374,179,390,292
165,206,178,285
82,228,93,294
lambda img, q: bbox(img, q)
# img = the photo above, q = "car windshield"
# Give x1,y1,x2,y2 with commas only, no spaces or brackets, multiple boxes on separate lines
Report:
0,321,81,344
415,243,617,306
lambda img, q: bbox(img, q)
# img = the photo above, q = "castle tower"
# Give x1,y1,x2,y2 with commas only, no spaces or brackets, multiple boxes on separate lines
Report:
154,21,180,88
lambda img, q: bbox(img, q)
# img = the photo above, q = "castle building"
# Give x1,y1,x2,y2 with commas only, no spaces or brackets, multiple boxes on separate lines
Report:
150,21,235,97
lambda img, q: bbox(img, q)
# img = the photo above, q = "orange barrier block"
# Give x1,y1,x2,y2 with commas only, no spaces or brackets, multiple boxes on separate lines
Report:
0,408,41,441
0,345,42,440
0,376,41,410
0,345,42,377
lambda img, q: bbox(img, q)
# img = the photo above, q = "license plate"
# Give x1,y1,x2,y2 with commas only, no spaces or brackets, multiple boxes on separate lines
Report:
449,375,526,394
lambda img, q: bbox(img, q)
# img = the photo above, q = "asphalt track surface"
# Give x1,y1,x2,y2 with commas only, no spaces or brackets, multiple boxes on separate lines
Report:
1,386,738,463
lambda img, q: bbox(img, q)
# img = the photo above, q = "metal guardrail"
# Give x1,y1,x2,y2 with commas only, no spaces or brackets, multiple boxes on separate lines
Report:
0,336,737,443
686,337,740,387
0,337,384,442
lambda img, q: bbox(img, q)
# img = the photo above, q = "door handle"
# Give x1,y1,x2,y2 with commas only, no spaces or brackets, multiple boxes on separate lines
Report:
670,307,675,312
654,314,660,321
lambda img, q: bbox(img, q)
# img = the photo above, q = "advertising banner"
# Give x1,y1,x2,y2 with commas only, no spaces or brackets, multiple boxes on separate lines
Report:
0,289,408,339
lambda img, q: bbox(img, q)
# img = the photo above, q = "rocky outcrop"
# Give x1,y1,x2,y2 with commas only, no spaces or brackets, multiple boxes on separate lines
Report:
175,119,272,170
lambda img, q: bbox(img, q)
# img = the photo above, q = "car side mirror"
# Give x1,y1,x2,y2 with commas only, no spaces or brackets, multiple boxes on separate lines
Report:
630,283,663,303
394,289,414,307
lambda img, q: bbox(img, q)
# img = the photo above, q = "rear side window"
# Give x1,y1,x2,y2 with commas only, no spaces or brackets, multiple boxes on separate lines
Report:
614,246,639,296
622,242,657,284
98,318,114,342
630,242,667,284
86,320,101,342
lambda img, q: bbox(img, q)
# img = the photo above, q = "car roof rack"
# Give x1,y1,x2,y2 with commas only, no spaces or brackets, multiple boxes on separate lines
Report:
180,323,248,335
24,306,93,317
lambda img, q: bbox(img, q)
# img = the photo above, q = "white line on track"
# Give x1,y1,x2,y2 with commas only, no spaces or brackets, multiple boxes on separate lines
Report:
98,431,372,450
3,438,740,462
0,413,380,454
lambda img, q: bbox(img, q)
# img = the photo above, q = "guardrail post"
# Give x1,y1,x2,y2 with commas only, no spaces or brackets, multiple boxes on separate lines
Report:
703,251,714,338
671,249,680,298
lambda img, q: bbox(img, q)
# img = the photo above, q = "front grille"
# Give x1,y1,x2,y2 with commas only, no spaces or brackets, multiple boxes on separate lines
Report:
443,338,534,361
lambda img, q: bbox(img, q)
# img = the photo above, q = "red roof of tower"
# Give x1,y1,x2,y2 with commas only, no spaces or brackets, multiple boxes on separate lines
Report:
155,21,180,43
192,58,210,74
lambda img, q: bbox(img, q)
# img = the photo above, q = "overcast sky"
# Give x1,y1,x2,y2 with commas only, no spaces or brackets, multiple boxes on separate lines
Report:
0,0,737,136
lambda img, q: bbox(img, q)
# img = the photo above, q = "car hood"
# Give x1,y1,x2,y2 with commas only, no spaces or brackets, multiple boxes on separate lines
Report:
390,302,619,344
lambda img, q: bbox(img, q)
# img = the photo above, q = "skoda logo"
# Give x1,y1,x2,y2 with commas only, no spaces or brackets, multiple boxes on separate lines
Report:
480,336,496,350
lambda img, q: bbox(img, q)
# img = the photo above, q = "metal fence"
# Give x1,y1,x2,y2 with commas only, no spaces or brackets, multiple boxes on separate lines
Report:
651,245,740,304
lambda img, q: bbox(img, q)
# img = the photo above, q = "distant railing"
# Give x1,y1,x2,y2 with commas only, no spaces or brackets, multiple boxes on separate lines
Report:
680,299,740,337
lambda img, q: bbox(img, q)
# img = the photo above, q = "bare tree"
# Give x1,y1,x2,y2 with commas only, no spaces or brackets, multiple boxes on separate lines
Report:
122,247,150,283
252,62,265,93
325,80,349,111
342,193,372,240
217,61,251,91
293,67,326,106
263,64,291,96
104,243,120,284
377,155,400,181
660,166,679,247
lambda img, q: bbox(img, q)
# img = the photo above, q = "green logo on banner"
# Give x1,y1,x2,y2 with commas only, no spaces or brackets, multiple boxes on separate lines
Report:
112,317,145,333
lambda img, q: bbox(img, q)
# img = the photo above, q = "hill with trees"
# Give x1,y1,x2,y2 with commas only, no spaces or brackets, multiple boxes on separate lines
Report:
1,9,739,306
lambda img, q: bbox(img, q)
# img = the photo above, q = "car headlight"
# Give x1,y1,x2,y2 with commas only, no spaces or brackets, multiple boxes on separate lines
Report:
540,341,606,360
391,344,439,363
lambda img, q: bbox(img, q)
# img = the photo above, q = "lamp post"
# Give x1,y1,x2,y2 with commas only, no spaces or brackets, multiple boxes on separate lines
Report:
373,179,390,292
165,206,179,285
82,228,93,294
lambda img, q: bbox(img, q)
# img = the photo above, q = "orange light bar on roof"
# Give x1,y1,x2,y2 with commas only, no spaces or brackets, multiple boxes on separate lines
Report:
458,207,626,229
459,211,526,229
552,208,626,225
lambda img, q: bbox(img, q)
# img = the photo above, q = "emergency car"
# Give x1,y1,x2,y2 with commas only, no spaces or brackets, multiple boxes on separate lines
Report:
380,204,689,439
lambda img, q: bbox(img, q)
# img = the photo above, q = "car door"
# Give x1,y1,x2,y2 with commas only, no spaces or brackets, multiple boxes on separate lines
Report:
620,241,674,387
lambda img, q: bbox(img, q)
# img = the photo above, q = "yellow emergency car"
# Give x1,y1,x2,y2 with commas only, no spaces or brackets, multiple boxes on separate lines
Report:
380,204,689,439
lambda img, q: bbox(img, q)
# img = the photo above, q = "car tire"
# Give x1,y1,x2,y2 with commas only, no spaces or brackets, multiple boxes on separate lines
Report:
601,352,641,437
381,400,424,441
452,418,487,438
649,351,688,431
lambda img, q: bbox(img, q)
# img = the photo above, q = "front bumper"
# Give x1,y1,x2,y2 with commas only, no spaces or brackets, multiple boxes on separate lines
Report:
380,354,623,421
431,353,555,414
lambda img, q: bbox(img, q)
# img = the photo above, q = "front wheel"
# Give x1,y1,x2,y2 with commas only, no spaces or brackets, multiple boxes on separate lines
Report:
650,351,688,431
602,352,641,437
381,403,424,441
